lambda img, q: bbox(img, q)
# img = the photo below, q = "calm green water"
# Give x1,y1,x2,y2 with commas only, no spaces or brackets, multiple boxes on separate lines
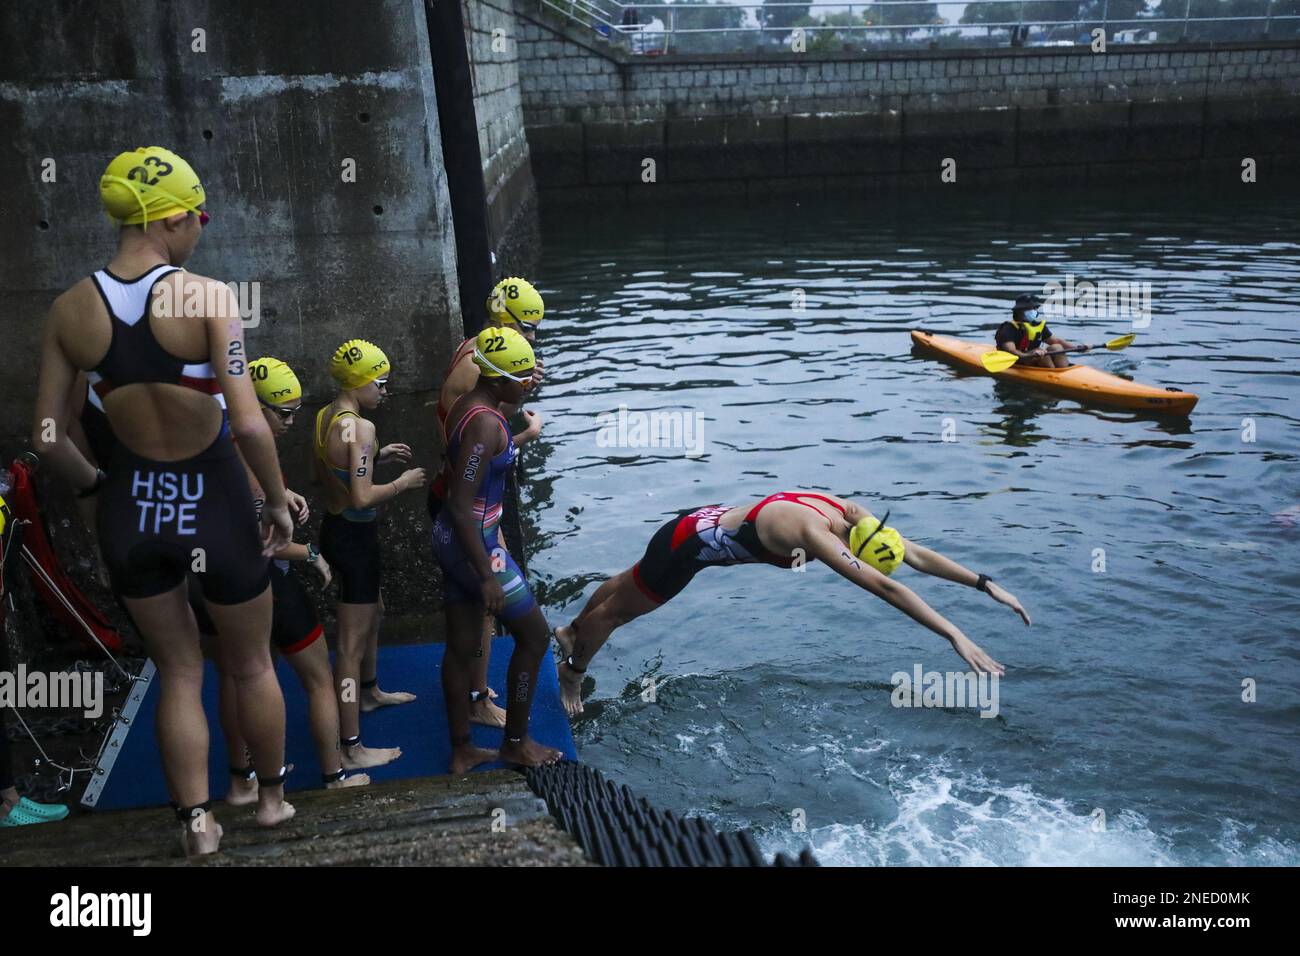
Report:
522,185,1300,866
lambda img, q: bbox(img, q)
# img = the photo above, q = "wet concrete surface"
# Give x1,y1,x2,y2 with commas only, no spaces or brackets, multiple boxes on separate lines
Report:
0,770,589,867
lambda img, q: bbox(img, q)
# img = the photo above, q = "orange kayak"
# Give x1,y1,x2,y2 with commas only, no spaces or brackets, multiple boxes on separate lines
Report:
910,330,1198,416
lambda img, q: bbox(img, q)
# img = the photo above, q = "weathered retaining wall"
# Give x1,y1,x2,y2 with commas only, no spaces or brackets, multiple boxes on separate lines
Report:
463,0,540,279
515,8,1300,198
0,0,466,412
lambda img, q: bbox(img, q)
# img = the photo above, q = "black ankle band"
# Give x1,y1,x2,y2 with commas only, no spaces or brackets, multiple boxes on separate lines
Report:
230,765,255,781
360,678,378,690
175,800,212,822
258,765,288,787
322,769,346,785
469,687,492,702
565,655,588,674
342,735,361,749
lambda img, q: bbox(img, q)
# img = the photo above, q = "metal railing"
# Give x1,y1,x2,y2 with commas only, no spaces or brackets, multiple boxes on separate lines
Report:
536,0,1300,54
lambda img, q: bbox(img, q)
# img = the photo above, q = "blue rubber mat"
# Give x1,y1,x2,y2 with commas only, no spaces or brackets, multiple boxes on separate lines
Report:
88,638,577,811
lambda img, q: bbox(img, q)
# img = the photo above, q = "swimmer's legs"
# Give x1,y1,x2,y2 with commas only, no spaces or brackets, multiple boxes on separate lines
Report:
207,633,257,807
284,639,371,786
124,582,221,854
360,593,416,710
335,601,402,766
470,612,507,727
555,568,660,718
498,605,563,768
205,589,295,829
444,602,500,774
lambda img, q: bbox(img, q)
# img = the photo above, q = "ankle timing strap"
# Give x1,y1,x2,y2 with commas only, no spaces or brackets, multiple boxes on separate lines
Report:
174,800,212,822
230,765,255,781
565,655,588,674
322,769,347,785
360,678,378,690
469,687,492,703
258,765,288,787
342,735,361,749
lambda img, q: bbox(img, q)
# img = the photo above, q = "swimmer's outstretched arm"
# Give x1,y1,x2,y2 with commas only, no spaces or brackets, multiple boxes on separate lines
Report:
900,539,1031,626
804,531,1005,675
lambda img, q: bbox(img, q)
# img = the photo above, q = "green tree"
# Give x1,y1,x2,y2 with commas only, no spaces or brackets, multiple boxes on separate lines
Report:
867,2,941,40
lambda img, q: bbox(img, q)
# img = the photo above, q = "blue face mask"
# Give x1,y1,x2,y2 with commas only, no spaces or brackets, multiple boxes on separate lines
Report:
1021,310,1039,321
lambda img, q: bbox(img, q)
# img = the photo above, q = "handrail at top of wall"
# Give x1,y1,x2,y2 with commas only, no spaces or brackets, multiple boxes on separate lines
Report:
535,0,1300,56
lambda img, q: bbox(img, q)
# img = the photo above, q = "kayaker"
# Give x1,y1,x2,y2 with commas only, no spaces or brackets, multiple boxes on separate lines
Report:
995,294,1088,368
554,492,1031,718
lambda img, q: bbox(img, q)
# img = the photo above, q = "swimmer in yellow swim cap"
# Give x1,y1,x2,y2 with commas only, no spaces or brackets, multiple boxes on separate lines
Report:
430,285,549,728
433,326,561,771
314,339,425,762
32,145,296,854
207,358,396,798
553,492,1032,718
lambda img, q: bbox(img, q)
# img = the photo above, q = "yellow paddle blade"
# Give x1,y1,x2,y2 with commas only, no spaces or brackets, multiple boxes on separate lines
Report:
981,349,1021,373
1104,333,1136,350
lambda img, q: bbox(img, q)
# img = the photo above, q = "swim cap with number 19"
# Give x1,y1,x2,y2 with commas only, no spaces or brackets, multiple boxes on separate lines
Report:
330,339,390,389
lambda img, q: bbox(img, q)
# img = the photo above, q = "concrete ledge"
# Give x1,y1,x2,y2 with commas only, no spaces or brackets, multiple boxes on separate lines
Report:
0,771,590,866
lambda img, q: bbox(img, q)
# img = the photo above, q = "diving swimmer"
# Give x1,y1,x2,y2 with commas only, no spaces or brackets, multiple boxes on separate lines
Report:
555,492,1031,717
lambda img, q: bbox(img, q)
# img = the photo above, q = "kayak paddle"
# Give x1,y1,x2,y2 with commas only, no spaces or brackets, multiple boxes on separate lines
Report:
980,333,1137,373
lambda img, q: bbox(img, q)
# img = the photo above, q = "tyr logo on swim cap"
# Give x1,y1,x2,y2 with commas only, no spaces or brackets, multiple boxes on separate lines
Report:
100,147,206,228
473,326,535,383
330,339,391,390
849,512,905,576
250,357,302,405
486,277,544,327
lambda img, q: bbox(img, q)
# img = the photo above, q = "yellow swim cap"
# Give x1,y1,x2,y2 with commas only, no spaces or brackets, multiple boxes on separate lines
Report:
330,339,391,390
486,277,545,327
100,147,206,227
849,511,905,576
473,326,535,382
0,493,8,537
250,357,302,406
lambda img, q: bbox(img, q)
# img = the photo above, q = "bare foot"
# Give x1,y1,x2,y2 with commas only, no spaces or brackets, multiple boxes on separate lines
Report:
255,789,296,827
226,773,258,807
361,686,417,712
558,659,585,718
180,811,223,857
499,736,562,768
470,689,508,728
449,743,499,774
342,742,402,770
325,772,370,790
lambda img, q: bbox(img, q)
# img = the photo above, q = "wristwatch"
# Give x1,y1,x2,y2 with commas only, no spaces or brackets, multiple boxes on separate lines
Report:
976,574,992,593
306,543,320,564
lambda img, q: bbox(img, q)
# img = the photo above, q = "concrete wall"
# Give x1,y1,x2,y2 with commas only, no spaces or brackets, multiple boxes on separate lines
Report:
0,0,462,416
515,9,1300,198
463,0,541,280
